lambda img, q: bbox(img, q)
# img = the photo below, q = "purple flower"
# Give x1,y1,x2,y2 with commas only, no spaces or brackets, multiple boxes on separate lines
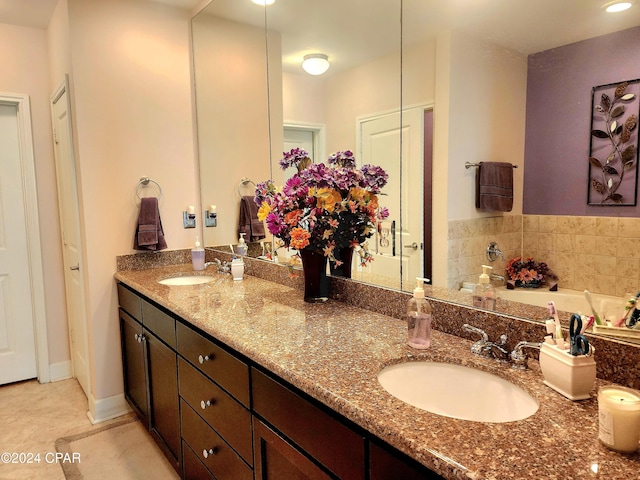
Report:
254,180,276,206
377,206,390,220
327,150,356,169
360,164,388,192
279,148,310,170
265,212,286,236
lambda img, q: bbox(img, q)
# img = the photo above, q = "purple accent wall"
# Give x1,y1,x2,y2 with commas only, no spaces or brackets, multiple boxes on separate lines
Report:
523,26,640,216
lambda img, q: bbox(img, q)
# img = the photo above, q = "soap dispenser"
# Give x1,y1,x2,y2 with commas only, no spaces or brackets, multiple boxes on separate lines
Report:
237,233,248,256
407,277,432,349
192,236,205,271
473,265,496,310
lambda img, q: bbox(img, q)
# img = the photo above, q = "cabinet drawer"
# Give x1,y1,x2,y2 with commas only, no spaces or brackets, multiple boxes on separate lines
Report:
181,400,253,480
252,368,365,480
178,358,252,463
117,284,141,322
142,300,176,349
182,441,215,480
176,322,249,406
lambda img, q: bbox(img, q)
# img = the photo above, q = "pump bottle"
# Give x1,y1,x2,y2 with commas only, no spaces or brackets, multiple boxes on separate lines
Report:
407,277,432,349
192,236,205,271
473,265,496,310
237,233,248,256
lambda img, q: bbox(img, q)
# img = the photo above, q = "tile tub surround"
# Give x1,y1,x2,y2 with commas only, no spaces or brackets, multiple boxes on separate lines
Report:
115,264,639,479
448,214,640,298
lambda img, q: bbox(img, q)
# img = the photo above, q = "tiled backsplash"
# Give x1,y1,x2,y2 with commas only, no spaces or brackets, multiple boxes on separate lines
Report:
448,214,640,298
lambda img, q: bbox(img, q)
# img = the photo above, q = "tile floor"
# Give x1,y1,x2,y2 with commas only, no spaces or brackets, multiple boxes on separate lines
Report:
0,378,177,480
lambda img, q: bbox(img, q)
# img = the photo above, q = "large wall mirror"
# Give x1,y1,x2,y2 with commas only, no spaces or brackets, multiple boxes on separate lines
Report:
192,0,640,346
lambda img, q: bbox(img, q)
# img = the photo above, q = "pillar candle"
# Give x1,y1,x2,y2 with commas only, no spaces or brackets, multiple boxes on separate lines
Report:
598,386,640,453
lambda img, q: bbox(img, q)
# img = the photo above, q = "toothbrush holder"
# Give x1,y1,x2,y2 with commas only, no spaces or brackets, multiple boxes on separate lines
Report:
539,342,596,401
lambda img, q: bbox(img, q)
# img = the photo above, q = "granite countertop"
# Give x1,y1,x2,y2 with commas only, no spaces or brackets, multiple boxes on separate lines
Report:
114,264,640,480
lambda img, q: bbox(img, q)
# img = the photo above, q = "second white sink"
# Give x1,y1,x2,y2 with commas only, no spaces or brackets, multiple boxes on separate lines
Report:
158,275,218,286
378,361,538,423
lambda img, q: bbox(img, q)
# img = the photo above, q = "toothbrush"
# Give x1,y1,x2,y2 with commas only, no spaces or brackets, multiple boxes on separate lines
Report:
229,244,237,259
547,301,564,345
583,290,603,325
614,292,640,327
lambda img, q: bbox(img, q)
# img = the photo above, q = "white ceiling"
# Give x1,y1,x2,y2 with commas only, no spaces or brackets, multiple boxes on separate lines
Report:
3,0,640,71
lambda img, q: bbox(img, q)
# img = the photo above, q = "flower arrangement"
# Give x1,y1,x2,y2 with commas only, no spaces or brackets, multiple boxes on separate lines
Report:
254,148,389,268
505,256,553,288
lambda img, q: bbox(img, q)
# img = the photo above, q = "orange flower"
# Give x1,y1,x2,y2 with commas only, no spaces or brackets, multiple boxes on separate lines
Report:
284,209,303,226
290,227,311,250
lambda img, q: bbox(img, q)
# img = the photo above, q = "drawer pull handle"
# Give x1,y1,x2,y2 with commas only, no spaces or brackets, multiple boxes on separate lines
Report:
202,447,216,458
198,354,212,364
134,333,144,343
200,399,215,410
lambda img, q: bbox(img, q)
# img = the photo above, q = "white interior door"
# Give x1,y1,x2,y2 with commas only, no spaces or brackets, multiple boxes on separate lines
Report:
51,78,90,397
0,103,38,384
359,108,424,288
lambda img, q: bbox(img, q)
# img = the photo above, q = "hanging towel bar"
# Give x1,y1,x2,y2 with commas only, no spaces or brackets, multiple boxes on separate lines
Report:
465,162,518,169
136,176,163,200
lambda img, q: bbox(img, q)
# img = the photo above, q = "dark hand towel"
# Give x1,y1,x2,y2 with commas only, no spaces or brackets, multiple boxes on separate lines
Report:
475,162,514,212
238,195,265,242
133,197,167,251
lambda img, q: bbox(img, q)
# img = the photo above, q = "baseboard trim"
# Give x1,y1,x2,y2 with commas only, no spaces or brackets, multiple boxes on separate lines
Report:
49,361,72,382
87,392,131,424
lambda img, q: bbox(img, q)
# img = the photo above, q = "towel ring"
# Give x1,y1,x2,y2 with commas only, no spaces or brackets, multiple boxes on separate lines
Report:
136,176,163,200
237,177,256,197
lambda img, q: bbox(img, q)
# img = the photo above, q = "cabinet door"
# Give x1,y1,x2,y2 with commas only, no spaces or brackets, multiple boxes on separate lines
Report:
120,309,148,427
146,328,180,471
370,442,444,480
253,418,331,480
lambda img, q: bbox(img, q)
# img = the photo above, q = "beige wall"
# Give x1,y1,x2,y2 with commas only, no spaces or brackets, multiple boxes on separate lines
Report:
433,30,528,288
67,0,196,402
0,22,70,367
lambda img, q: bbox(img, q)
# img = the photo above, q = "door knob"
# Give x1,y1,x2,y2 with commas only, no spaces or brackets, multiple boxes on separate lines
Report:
403,242,419,250
70,264,80,270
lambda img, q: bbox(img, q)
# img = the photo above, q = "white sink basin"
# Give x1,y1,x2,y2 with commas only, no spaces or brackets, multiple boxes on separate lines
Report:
378,361,538,423
158,275,217,286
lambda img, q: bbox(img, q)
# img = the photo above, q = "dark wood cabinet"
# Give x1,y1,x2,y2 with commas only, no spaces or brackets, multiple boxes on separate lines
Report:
252,368,365,480
370,441,444,480
181,400,253,480
117,284,180,474
253,418,331,480
119,309,148,427
146,329,180,469
118,282,445,480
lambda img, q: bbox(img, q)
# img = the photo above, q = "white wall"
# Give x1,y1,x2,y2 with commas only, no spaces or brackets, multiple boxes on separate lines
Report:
62,0,197,406
432,30,527,287
0,21,70,367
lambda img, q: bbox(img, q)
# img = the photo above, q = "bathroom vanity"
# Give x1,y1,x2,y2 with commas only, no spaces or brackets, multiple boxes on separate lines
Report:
115,263,639,479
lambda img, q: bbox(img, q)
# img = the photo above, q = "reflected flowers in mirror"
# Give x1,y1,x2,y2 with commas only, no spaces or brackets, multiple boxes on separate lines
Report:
254,149,389,267
505,256,555,288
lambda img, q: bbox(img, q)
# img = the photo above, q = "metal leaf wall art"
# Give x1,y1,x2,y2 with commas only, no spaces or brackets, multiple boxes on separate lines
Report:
588,80,640,206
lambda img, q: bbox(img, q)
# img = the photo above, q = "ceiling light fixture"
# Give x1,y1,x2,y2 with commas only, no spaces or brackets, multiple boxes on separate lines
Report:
302,54,330,75
603,1,633,12
251,0,276,6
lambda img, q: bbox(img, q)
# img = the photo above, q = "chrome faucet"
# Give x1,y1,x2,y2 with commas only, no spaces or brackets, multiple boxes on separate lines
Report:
486,242,505,262
490,273,505,285
462,324,509,361
510,341,542,370
204,258,230,273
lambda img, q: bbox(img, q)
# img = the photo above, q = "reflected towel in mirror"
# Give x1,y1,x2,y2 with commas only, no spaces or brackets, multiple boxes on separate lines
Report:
475,162,513,212
238,195,265,242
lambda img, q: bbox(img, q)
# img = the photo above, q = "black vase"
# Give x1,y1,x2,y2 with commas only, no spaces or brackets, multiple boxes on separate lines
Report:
299,249,329,303
329,247,354,278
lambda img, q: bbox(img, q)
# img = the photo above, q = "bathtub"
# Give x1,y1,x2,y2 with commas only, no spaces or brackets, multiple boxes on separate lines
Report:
496,286,628,322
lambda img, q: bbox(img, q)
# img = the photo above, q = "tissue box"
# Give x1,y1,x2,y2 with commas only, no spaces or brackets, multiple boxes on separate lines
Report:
539,343,596,401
